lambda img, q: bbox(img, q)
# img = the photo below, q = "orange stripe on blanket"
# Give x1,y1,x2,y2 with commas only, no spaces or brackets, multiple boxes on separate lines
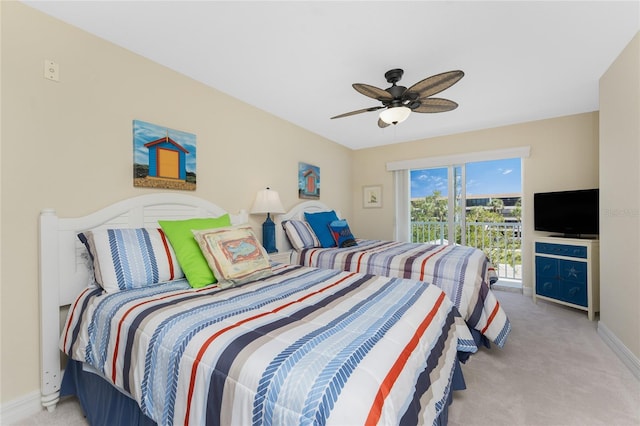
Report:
157,228,175,280
184,272,357,425
308,248,320,266
481,300,500,335
356,252,368,273
110,287,212,383
419,245,449,281
365,291,446,425
62,286,94,351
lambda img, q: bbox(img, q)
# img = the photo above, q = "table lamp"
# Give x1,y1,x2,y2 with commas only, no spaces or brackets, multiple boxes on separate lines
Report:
250,187,285,253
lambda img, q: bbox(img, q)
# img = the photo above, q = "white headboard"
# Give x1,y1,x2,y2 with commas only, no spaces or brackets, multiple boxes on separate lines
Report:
39,193,247,411
275,200,340,252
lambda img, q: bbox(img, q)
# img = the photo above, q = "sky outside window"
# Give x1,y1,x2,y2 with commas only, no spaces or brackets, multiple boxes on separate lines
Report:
410,158,522,197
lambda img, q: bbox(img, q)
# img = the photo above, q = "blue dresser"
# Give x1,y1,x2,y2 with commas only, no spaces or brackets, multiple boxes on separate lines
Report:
534,237,600,320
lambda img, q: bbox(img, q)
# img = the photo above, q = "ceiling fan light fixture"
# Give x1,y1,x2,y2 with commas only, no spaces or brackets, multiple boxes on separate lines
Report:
379,106,411,125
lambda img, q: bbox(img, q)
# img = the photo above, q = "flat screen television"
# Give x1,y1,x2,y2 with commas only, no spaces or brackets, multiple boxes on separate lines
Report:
534,189,599,237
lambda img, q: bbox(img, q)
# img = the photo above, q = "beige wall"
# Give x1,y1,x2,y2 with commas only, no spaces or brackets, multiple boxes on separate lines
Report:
599,32,640,360
351,112,600,293
0,2,352,404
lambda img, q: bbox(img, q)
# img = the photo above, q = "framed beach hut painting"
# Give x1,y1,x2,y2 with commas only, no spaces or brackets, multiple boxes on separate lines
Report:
298,162,320,199
133,120,197,190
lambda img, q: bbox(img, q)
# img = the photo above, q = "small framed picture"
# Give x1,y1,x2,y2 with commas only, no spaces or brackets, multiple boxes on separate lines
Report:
363,185,382,208
298,162,320,199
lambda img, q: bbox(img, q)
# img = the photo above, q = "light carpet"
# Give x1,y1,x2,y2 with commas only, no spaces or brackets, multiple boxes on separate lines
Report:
448,291,640,426
13,291,640,426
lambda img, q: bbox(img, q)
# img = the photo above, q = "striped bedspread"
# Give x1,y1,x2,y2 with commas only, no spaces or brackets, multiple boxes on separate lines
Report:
61,263,476,426
291,240,511,348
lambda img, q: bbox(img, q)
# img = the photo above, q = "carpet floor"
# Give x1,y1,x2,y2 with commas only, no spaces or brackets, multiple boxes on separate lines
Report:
14,290,640,426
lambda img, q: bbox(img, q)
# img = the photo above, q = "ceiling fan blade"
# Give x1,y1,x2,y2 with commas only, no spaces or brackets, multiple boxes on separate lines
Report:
405,70,464,99
330,105,385,119
353,83,393,101
411,98,459,113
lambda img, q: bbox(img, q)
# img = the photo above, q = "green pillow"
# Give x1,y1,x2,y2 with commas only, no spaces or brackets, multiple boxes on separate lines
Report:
159,215,231,288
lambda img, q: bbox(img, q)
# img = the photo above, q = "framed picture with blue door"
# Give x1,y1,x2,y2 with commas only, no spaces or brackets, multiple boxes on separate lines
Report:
133,120,197,190
298,162,320,199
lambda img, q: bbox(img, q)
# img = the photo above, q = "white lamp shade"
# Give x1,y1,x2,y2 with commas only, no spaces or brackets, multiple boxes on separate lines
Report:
251,188,285,214
379,106,411,125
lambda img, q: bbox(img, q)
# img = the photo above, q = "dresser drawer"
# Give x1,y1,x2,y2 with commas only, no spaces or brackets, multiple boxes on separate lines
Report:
535,242,587,259
535,256,558,278
558,260,587,284
559,281,588,307
536,276,560,300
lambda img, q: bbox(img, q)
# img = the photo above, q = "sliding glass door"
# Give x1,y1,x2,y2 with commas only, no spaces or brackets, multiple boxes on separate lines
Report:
410,164,466,245
409,157,523,281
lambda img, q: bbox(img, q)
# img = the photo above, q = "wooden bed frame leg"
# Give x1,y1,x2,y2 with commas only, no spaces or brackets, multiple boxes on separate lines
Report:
41,391,60,412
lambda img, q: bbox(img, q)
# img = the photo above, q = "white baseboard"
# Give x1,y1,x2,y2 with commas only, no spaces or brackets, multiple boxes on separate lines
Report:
597,320,640,380
0,390,43,424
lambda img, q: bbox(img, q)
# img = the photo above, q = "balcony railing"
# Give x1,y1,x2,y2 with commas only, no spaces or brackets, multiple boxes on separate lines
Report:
411,221,522,281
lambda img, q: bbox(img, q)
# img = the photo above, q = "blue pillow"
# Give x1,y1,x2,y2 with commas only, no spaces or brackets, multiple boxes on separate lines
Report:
329,220,357,248
304,210,339,248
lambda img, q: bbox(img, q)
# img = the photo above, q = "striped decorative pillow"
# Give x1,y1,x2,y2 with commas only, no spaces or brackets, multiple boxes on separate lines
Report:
78,228,184,293
282,220,321,250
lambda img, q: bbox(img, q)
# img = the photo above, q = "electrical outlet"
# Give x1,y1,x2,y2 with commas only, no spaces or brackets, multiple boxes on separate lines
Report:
44,60,59,82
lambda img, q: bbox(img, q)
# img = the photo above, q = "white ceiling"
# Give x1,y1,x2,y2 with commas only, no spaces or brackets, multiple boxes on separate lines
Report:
22,1,640,150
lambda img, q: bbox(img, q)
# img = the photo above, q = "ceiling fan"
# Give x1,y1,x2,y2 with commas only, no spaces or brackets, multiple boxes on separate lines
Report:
330,68,464,128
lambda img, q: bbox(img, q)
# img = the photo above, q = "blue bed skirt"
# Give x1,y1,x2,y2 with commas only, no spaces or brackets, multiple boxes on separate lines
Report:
61,358,466,425
60,360,156,426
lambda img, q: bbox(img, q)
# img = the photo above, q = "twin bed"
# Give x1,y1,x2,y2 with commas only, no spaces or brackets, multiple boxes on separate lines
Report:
39,194,494,425
277,201,511,349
